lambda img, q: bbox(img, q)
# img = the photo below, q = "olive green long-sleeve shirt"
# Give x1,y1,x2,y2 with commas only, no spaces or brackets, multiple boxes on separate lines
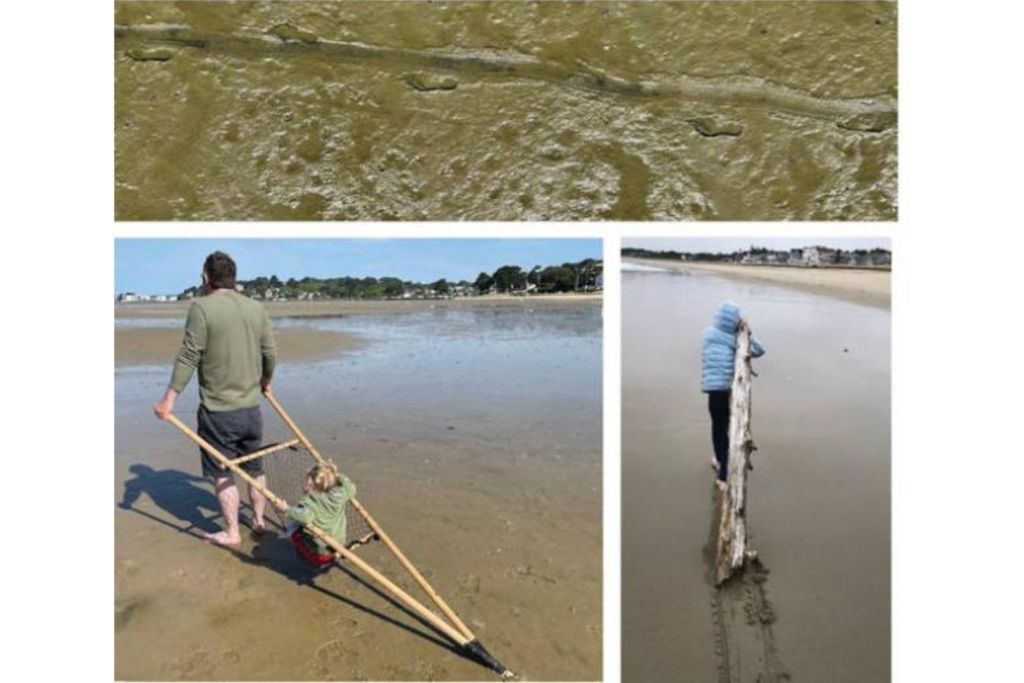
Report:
169,289,276,412
286,475,358,552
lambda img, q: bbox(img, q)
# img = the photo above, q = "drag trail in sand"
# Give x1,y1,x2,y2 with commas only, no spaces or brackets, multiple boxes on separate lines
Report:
623,267,889,682
115,1,897,221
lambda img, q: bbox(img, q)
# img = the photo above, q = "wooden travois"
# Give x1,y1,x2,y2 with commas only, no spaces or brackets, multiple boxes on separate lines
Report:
164,391,514,679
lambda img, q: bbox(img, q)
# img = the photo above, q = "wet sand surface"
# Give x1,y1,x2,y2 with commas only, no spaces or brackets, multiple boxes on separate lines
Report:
115,302,602,680
622,268,889,682
115,1,897,221
624,258,891,310
116,294,603,320
116,326,363,366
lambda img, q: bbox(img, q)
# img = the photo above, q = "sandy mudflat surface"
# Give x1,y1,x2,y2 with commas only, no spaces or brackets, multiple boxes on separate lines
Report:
116,327,362,366
116,294,603,320
115,1,896,221
625,258,891,309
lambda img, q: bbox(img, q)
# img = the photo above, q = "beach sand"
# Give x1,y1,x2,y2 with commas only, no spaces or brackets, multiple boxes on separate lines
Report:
115,302,602,681
624,258,890,309
116,327,363,366
622,267,889,682
116,293,603,319
115,297,601,366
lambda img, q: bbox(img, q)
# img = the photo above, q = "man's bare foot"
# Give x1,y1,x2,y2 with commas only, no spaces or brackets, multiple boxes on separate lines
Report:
250,521,268,539
202,530,242,548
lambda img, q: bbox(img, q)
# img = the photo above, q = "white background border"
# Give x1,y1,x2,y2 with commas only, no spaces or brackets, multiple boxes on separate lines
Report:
7,0,1024,680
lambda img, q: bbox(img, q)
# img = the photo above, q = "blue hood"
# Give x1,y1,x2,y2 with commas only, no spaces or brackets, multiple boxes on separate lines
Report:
712,302,741,334
701,301,764,392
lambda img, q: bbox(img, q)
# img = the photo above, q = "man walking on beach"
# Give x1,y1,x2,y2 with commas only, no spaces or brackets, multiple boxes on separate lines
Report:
153,251,277,547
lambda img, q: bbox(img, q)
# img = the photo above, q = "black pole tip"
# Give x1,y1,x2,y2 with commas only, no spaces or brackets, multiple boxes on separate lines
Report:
463,639,513,679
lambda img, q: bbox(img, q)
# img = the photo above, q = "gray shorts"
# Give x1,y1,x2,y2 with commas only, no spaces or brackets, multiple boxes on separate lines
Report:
196,404,263,480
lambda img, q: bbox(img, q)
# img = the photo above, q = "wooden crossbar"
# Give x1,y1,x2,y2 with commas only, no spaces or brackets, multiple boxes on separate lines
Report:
230,438,301,466
347,530,378,548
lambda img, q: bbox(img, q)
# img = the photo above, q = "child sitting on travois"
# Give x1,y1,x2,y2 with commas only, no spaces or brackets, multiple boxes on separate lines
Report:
274,461,357,567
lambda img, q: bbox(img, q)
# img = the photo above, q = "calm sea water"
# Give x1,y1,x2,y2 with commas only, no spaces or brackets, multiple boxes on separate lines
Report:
117,304,602,461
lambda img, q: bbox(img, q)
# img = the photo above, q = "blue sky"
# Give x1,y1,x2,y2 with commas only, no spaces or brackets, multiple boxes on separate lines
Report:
114,238,602,295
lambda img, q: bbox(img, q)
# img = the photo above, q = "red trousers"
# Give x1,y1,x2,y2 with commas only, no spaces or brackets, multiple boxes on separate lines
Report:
290,529,335,567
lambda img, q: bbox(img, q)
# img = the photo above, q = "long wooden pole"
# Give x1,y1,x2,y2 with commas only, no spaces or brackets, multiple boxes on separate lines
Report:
715,320,756,585
263,390,477,642
263,390,328,462
164,413,470,648
349,498,476,640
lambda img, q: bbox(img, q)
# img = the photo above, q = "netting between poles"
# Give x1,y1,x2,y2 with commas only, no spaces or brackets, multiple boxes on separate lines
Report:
260,443,376,548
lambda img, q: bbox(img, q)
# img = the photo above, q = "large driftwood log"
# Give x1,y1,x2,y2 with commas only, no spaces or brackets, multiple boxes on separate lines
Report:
715,320,757,585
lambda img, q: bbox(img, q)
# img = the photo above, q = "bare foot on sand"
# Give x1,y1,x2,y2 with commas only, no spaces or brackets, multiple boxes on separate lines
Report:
249,518,268,537
203,530,242,548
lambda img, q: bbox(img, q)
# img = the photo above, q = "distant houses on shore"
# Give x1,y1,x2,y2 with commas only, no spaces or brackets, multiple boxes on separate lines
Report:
115,292,177,303
624,246,891,268
116,260,604,304
734,246,891,267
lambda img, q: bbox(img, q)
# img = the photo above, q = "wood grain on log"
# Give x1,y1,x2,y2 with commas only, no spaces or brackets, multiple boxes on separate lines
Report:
715,320,756,585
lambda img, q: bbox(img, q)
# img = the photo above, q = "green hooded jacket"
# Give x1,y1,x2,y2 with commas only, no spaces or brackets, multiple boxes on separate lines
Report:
286,474,357,553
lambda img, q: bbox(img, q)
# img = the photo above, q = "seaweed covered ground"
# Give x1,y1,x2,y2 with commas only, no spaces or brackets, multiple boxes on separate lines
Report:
115,1,897,221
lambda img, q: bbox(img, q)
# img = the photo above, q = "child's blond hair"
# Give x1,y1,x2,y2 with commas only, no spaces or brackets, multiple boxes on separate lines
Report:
307,460,341,492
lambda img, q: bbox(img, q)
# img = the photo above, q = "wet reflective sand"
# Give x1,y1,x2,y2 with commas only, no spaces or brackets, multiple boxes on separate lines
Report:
622,268,889,681
115,302,602,680
115,1,897,221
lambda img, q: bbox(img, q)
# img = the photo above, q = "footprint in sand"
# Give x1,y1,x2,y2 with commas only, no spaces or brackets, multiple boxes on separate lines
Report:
311,638,360,680
114,595,149,631
170,648,213,678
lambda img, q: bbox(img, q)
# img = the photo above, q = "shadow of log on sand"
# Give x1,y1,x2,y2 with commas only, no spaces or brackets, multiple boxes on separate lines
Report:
703,483,790,683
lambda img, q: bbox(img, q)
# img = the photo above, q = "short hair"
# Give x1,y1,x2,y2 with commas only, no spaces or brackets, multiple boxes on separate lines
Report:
307,461,341,492
203,251,237,290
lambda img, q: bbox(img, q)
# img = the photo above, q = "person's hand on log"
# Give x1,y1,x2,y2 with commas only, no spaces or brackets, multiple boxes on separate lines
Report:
152,388,178,421
261,378,272,395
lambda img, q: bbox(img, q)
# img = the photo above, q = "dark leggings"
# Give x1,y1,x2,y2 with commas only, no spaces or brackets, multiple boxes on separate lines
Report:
708,390,731,482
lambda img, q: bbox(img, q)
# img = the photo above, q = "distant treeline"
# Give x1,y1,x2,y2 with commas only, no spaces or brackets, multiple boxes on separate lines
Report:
168,258,603,301
623,247,727,262
622,246,891,268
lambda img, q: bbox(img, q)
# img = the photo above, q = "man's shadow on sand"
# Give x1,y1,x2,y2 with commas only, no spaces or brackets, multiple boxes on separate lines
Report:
119,464,226,538
118,463,461,659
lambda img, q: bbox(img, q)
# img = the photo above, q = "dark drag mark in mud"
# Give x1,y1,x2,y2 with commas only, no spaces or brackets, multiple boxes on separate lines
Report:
704,486,789,683
115,1,898,221
116,24,896,125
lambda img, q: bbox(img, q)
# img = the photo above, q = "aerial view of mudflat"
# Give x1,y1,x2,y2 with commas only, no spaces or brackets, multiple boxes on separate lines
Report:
114,1,897,221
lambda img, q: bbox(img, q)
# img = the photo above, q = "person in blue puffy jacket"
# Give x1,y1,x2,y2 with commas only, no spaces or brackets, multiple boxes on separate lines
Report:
701,301,765,489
